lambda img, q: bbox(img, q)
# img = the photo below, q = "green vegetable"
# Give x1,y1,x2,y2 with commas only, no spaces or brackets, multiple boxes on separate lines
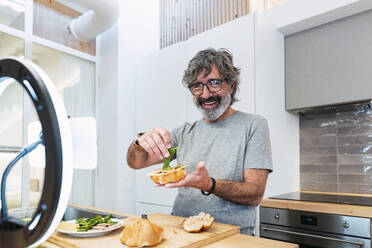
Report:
162,147,177,170
22,217,32,223
75,214,117,232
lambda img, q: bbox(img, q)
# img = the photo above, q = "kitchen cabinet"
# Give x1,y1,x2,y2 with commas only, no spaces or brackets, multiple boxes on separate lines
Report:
285,9,372,111
134,12,299,214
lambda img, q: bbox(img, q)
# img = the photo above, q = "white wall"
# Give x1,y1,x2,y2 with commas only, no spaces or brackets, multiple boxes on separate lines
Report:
95,24,119,211
135,42,190,213
254,13,299,197
95,0,160,213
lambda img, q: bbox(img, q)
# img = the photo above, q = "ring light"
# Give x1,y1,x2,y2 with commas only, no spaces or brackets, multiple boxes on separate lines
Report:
0,57,73,248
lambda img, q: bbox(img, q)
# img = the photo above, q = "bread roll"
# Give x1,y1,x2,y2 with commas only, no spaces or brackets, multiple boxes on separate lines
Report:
120,218,164,247
148,166,186,184
182,212,214,233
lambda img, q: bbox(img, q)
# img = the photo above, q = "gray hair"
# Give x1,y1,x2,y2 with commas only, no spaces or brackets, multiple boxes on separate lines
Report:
182,48,241,105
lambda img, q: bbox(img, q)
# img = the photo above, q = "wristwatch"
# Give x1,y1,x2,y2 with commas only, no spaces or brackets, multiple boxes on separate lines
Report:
201,177,216,196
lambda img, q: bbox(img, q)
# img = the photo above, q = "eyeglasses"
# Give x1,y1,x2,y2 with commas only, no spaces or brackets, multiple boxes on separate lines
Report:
189,79,227,96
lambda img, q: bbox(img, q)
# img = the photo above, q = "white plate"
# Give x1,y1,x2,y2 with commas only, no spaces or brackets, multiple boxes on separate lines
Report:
56,218,124,237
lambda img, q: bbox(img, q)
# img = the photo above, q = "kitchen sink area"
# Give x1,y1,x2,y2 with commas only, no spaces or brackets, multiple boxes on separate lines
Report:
62,205,127,221
7,205,127,221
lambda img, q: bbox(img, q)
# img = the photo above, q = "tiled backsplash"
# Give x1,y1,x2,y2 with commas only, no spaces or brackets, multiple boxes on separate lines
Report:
300,105,372,193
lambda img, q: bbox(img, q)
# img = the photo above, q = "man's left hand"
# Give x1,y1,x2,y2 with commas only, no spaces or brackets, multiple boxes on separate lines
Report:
163,161,212,191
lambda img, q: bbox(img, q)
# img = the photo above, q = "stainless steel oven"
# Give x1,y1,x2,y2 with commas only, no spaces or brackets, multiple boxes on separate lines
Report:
260,207,371,248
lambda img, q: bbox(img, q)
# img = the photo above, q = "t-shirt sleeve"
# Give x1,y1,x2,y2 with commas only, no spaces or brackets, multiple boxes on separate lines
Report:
244,118,273,172
170,122,189,148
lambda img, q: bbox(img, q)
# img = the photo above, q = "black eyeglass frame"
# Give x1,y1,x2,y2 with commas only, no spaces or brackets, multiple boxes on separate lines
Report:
188,79,229,96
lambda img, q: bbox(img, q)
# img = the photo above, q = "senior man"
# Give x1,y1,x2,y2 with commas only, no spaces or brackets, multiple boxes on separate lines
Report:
127,48,273,235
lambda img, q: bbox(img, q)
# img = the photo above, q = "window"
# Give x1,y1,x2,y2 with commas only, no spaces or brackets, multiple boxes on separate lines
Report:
0,1,97,211
33,0,96,55
32,43,96,117
0,0,25,31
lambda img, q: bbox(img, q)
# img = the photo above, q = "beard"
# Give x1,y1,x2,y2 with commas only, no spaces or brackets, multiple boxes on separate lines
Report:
193,93,231,121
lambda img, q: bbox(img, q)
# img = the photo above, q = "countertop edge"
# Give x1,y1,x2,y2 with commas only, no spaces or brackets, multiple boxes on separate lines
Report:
260,198,372,218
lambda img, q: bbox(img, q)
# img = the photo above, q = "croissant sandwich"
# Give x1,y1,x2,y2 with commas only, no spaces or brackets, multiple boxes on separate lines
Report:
148,147,186,184
149,165,186,184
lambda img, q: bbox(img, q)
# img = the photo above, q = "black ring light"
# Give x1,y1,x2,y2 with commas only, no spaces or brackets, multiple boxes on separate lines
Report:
0,57,73,248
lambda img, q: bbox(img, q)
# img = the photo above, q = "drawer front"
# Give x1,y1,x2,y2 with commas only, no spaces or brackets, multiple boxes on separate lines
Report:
261,224,371,248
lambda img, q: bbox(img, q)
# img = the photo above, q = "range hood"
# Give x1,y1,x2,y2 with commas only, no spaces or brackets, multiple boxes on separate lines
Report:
285,9,372,115
290,99,372,116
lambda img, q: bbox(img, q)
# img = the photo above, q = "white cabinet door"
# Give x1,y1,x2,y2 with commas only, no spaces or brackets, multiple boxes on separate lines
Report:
135,42,190,207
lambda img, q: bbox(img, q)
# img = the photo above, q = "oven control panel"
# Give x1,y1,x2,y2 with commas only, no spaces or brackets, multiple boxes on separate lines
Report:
260,207,371,238
300,215,317,226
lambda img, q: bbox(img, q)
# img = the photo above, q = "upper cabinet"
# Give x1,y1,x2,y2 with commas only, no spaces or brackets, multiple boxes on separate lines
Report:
285,9,372,112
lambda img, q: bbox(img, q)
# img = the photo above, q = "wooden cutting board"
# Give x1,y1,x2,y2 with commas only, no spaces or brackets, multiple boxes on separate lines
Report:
50,213,239,248
122,214,240,248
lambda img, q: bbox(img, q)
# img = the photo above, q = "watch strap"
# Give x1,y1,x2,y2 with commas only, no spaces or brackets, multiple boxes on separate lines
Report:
201,177,216,196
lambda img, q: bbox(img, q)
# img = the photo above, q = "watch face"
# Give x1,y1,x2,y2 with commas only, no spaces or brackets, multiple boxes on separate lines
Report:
0,58,73,248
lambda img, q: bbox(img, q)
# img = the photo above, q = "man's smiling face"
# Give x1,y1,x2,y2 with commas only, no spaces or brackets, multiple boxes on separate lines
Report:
192,64,233,121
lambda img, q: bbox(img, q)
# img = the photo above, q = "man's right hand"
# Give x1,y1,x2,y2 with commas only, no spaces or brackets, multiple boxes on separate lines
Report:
137,127,172,160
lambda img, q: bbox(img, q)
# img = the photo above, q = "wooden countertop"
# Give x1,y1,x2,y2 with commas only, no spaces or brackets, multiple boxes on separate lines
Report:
41,204,298,248
42,232,298,248
204,234,298,248
261,191,372,218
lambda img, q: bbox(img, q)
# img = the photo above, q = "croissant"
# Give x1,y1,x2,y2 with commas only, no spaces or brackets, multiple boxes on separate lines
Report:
182,212,214,233
120,218,164,247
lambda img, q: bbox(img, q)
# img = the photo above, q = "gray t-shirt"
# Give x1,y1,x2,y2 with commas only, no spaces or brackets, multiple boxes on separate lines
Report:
170,111,273,233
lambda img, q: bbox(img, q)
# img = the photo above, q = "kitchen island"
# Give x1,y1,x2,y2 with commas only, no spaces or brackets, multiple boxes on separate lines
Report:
41,204,298,248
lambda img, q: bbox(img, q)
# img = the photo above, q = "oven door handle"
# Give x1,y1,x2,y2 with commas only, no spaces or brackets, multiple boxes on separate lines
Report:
261,227,364,247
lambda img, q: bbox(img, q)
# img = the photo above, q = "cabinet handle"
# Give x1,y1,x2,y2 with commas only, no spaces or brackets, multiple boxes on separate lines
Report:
261,226,364,247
